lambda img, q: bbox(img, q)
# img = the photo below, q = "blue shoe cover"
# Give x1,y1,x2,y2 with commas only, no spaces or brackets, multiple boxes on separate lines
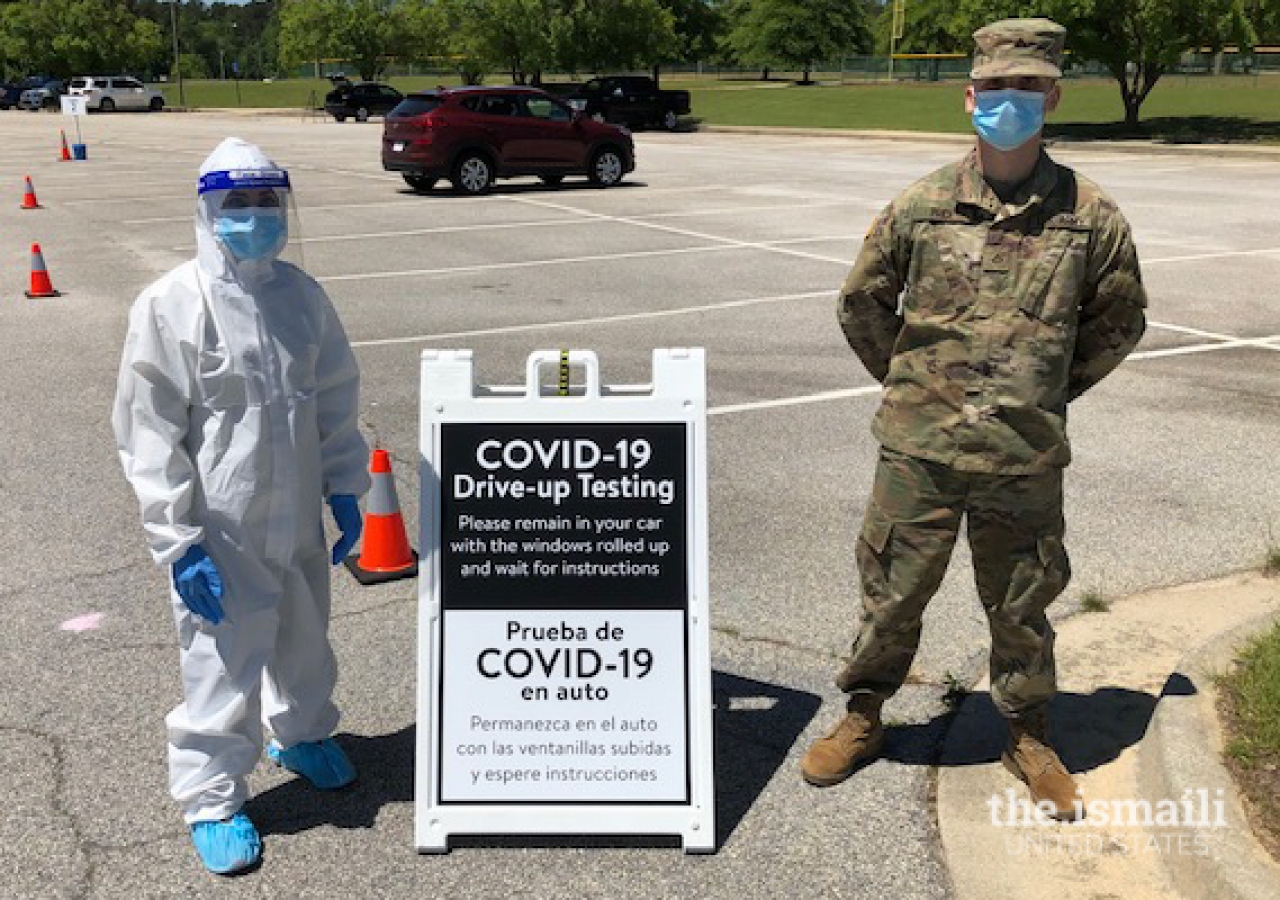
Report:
190,812,261,875
267,738,356,790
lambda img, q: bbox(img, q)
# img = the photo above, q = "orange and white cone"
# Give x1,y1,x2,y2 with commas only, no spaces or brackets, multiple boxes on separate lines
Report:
59,131,71,162
20,176,40,210
343,448,418,585
25,243,60,298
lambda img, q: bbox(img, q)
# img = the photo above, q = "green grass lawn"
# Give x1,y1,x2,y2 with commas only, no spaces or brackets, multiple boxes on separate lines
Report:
670,74,1280,142
158,74,1280,142
1221,620,1280,858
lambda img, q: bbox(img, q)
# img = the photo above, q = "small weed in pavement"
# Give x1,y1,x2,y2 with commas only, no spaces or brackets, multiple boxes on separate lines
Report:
1079,591,1111,613
941,671,969,709
1263,546,1280,577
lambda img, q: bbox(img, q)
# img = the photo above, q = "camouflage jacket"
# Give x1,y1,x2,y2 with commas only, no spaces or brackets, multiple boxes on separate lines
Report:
838,149,1147,474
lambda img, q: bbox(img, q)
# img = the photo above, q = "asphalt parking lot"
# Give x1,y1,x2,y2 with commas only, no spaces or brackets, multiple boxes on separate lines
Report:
0,109,1277,899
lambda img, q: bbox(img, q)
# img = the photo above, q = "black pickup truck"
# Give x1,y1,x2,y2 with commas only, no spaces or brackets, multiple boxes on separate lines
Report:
557,76,690,131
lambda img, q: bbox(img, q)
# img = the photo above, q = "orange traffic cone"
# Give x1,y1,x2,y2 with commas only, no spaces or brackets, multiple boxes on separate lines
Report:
343,448,418,585
25,243,60,298
59,131,71,162
20,176,40,210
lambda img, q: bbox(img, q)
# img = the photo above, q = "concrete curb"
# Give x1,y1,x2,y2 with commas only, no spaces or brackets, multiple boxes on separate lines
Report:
1136,610,1280,900
937,574,1280,900
699,125,1280,160
169,107,325,118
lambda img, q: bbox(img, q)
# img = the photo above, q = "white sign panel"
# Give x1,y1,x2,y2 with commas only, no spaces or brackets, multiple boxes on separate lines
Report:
417,349,714,853
440,609,686,802
60,95,88,117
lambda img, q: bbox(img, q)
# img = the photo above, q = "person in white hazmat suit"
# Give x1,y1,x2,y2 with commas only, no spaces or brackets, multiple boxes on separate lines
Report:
113,138,371,875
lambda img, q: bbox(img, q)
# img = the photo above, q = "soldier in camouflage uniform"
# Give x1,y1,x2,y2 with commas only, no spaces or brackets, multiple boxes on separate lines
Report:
800,19,1147,820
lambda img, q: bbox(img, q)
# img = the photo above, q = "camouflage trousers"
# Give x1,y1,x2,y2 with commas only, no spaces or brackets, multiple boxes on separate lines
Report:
836,447,1071,720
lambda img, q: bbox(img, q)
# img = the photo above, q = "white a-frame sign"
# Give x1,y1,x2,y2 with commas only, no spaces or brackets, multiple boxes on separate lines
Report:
416,349,715,853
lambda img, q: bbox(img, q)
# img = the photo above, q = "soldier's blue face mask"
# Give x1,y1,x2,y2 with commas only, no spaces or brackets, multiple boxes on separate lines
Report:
972,89,1046,151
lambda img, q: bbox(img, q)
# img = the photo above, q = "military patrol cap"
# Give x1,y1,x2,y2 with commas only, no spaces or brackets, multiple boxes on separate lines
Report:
971,18,1066,80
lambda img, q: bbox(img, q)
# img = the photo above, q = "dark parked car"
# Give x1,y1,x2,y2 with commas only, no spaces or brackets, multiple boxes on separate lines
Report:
382,86,635,195
325,81,403,122
2,75,54,110
19,78,65,110
562,76,690,131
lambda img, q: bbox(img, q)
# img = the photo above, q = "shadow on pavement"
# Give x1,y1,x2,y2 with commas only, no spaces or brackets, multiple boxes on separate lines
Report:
712,670,822,847
251,727,414,836
251,669,822,851
933,687,1159,774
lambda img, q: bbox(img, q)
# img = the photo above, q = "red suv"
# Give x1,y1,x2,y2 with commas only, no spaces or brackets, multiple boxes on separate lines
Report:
382,86,635,194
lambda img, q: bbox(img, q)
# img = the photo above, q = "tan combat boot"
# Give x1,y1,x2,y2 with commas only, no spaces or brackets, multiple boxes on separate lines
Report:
1001,710,1083,821
800,695,885,787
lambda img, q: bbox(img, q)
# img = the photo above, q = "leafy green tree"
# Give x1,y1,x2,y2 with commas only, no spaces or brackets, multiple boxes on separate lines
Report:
277,0,344,77
870,0,966,56
443,0,558,84
647,0,722,84
1250,0,1280,40
177,51,208,80
953,0,1256,128
727,0,868,83
399,0,449,68
659,0,722,61
280,0,441,81
0,0,163,78
335,0,412,80
558,0,677,73
441,0,675,82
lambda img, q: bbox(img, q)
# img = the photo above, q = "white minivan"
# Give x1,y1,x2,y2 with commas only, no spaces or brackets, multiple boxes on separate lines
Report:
68,76,165,112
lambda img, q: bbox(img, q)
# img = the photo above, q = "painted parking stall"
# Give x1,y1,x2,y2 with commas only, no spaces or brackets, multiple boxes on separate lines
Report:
418,349,714,852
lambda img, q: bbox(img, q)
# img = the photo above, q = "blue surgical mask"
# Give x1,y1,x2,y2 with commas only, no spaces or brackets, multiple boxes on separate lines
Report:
972,89,1046,151
214,209,287,261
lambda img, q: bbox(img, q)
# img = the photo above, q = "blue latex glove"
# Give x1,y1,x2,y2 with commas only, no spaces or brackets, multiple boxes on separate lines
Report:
329,494,362,565
172,545,224,624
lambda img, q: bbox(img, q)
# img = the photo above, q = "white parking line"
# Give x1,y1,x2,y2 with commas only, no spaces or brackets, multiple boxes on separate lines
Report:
166,199,856,250
123,196,487,225
1143,247,1280,265
709,386,882,416
505,194,852,265
349,290,831,348
321,244,739,281
643,198,857,219
707,335,1280,416
175,216,594,249
63,192,193,206
69,176,402,206
170,214,856,251
1146,321,1242,342
1129,336,1280,360
318,234,853,283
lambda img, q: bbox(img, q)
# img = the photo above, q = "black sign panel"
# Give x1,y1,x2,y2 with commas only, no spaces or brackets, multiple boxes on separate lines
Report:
440,422,687,610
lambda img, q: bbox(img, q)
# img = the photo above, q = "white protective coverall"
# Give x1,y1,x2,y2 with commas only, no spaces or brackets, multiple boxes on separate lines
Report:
113,138,370,823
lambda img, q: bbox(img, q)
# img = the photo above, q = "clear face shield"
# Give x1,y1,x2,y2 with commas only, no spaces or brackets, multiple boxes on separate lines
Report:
197,167,304,273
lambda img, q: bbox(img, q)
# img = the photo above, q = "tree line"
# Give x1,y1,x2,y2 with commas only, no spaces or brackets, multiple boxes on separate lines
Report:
874,1,1280,126
1,1,1278,125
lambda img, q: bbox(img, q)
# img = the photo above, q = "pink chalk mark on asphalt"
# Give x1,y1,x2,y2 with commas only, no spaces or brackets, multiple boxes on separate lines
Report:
60,613,106,633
